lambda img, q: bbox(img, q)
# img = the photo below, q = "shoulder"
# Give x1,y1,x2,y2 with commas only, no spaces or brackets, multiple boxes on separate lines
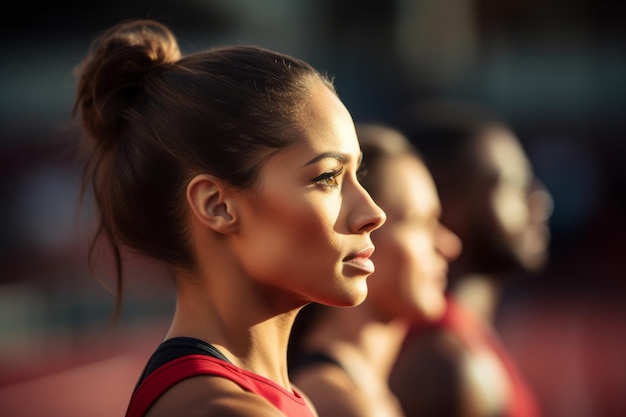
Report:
392,326,467,391
390,325,510,417
397,297,479,369
291,365,373,417
145,375,284,417
389,327,466,416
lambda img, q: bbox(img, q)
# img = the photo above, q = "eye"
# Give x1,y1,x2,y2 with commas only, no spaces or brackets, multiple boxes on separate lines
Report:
312,167,343,189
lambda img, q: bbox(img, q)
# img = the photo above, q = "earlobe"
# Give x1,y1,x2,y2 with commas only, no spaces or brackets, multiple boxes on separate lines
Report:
187,174,238,234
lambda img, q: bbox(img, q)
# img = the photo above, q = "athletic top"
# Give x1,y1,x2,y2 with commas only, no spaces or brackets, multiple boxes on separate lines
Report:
125,337,315,417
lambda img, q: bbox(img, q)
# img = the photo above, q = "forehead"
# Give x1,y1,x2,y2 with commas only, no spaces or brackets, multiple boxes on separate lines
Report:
476,128,532,185
296,79,360,157
375,156,440,218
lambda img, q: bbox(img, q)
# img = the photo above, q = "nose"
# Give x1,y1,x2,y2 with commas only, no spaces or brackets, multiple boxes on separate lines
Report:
528,180,554,224
350,183,386,234
437,224,462,261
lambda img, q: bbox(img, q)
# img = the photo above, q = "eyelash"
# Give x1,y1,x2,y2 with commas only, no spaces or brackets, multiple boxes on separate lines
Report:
313,167,344,189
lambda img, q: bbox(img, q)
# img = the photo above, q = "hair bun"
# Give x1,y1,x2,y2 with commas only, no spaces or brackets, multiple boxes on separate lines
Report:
105,19,181,66
73,19,181,149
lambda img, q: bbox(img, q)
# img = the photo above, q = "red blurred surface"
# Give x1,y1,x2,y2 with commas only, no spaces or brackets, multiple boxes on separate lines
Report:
0,323,167,417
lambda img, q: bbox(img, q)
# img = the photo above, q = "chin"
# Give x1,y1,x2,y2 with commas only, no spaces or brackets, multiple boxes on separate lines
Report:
520,252,549,273
425,304,447,322
512,248,549,274
518,228,551,272
325,284,369,308
415,297,447,323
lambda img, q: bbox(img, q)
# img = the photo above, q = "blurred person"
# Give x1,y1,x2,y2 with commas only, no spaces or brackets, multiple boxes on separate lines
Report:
287,123,462,417
72,19,386,417
389,98,553,417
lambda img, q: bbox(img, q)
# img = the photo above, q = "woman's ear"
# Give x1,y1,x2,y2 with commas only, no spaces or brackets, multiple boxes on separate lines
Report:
187,174,238,234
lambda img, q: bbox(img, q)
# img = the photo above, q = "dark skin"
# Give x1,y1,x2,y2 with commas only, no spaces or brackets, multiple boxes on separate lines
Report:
389,126,553,417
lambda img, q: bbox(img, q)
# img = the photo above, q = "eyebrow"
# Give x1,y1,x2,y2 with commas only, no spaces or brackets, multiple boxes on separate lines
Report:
303,151,363,167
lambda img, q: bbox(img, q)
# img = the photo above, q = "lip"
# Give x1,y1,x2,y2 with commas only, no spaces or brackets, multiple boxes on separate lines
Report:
343,246,376,274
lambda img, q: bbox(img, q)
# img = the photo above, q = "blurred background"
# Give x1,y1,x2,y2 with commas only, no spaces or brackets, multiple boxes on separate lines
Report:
0,1,624,416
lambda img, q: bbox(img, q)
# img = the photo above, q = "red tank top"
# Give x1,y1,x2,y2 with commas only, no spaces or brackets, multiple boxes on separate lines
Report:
125,354,315,417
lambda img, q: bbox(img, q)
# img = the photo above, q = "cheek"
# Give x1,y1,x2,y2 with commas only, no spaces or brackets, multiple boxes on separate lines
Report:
238,194,342,290
397,232,448,319
260,199,327,257
370,227,425,297
374,227,428,277
274,196,340,255
370,227,446,319
371,228,404,281
491,188,529,238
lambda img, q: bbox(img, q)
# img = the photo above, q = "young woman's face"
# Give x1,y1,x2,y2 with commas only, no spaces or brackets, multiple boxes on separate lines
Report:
367,155,461,322
231,79,386,310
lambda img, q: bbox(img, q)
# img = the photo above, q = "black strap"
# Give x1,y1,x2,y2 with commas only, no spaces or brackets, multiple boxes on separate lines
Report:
133,337,231,390
289,351,343,374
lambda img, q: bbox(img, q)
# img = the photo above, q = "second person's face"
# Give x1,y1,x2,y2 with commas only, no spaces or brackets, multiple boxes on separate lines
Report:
367,155,461,322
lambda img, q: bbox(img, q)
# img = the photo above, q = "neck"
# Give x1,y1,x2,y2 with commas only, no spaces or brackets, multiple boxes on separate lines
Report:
451,273,502,323
166,270,298,387
305,306,410,381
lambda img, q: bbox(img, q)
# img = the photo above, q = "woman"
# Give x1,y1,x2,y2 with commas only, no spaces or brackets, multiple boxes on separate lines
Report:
72,19,386,417
288,123,462,417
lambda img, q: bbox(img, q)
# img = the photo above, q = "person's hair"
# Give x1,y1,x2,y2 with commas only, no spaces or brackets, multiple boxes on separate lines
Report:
392,98,509,193
72,19,335,320
356,123,423,199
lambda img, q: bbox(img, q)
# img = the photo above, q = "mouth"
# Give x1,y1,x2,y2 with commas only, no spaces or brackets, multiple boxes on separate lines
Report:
343,246,376,274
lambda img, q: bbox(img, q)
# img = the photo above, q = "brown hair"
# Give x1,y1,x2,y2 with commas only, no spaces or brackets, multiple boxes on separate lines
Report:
72,19,335,320
356,123,423,199
392,99,509,194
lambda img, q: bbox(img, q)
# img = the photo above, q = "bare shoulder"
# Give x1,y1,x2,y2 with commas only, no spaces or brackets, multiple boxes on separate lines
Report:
145,375,285,417
291,364,374,417
395,327,466,369
389,328,466,416
391,327,468,392
390,327,509,417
